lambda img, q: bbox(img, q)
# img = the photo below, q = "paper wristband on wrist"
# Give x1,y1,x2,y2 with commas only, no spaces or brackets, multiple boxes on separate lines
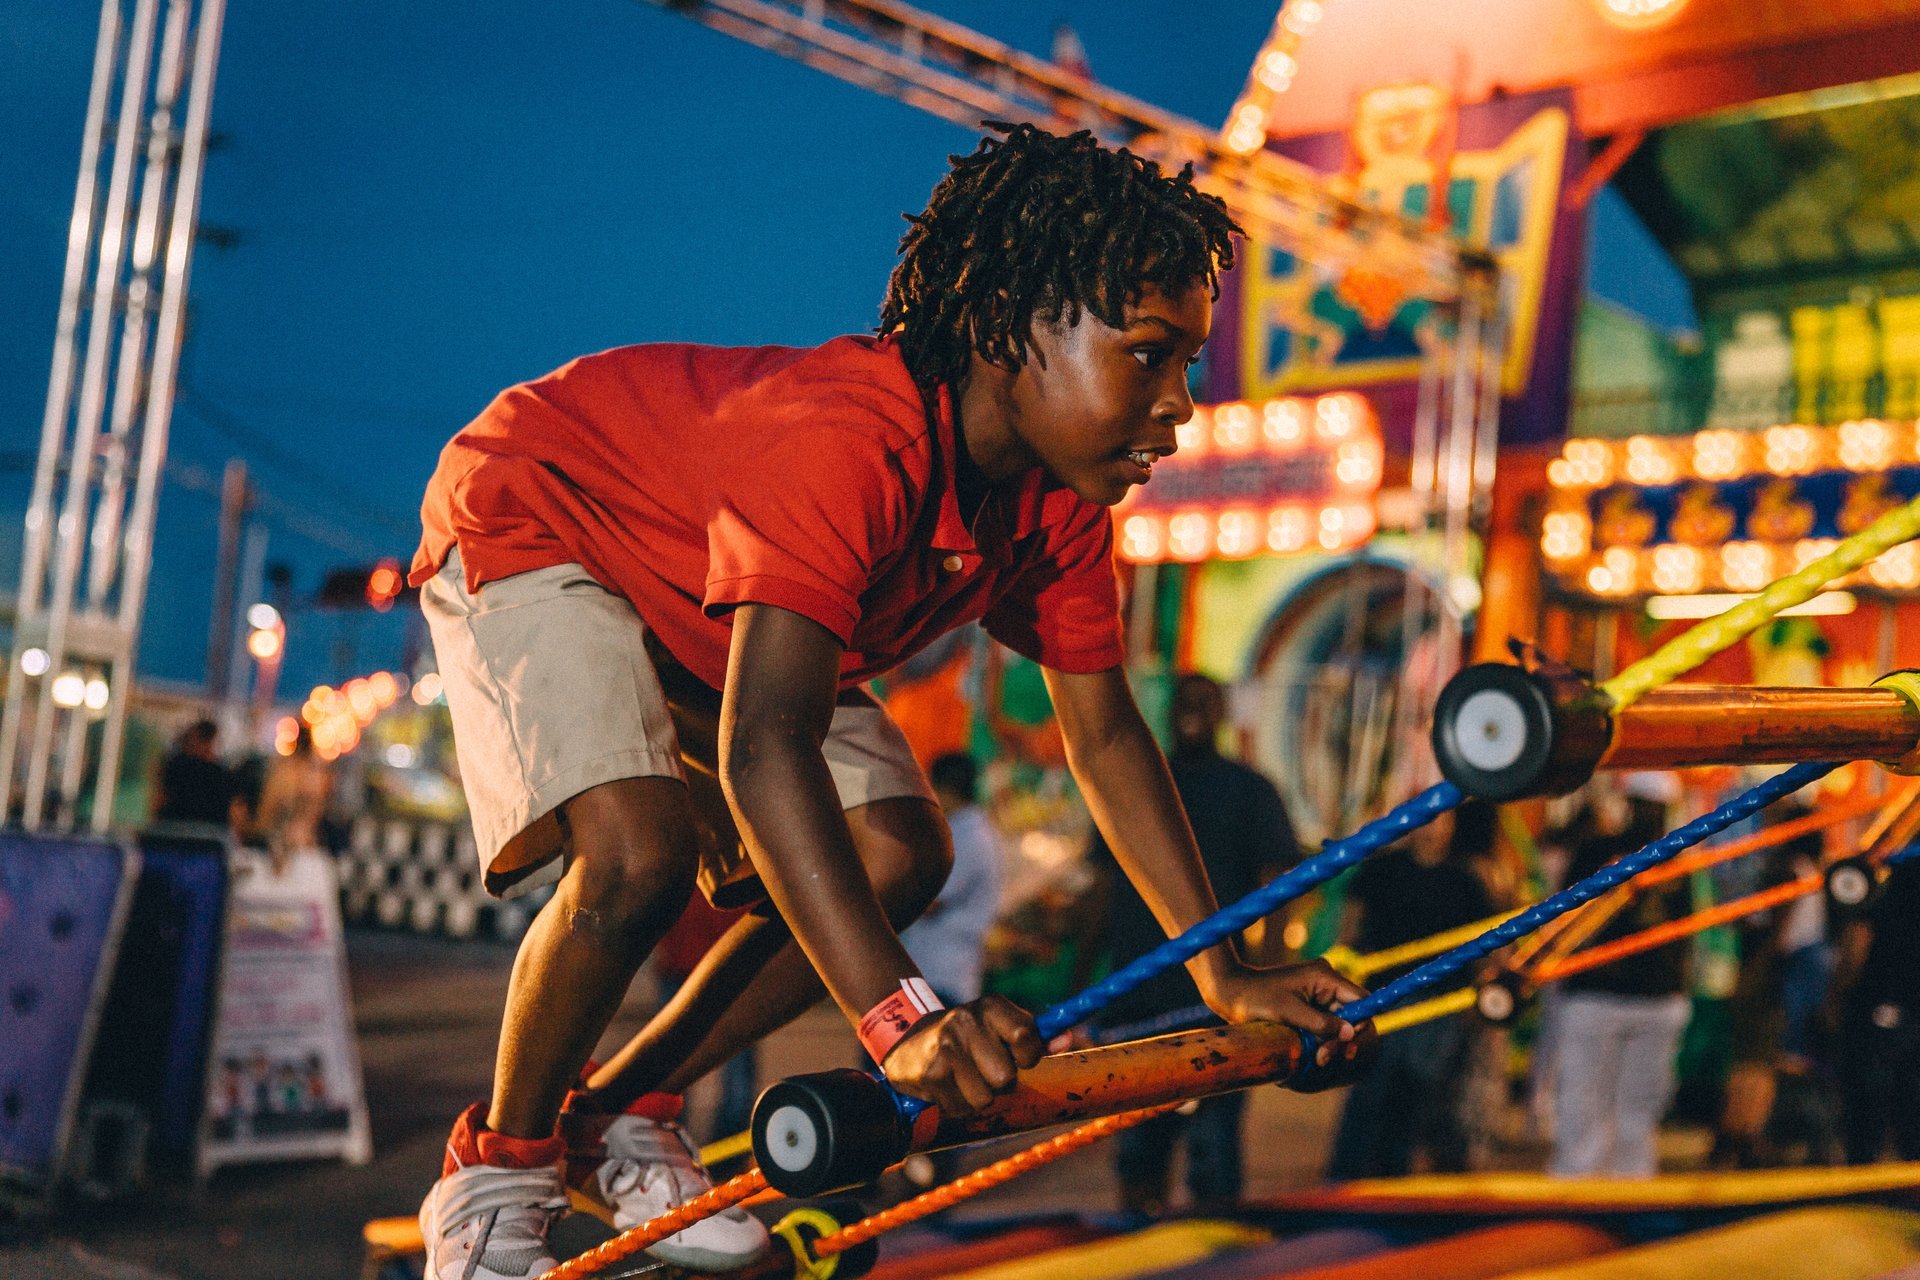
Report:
858,978,944,1064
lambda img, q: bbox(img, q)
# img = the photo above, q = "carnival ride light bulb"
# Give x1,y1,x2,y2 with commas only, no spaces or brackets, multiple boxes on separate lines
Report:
1168,512,1211,562
245,602,281,632
1795,538,1839,570
1721,541,1773,592
1226,120,1267,155
1869,542,1920,590
1623,436,1676,485
1176,412,1210,455
1601,546,1638,593
1263,398,1307,446
385,743,417,769
1547,459,1573,488
1121,514,1165,562
1586,564,1615,594
1651,544,1704,595
1838,419,1894,471
274,716,300,756
1563,439,1614,488
51,673,86,709
19,647,50,677
1214,402,1256,451
1764,425,1818,475
1314,393,1358,440
1284,0,1325,34
1692,429,1744,480
1216,510,1260,558
1541,510,1590,561
1335,439,1382,487
1268,506,1311,552
368,671,399,707
1255,49,1297,90
1596,0,1689,29
82,678,109,712
347,680,377,724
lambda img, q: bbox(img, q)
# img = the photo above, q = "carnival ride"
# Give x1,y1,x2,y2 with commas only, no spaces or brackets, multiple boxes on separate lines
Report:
346,488,1920,1280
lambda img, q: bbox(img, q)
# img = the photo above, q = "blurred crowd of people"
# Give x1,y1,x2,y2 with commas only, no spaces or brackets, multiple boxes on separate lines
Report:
150,715,334,856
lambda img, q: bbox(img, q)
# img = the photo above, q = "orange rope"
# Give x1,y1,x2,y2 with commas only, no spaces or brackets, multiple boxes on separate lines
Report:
536,1168,769,1280
1532,874,1821,984
1511,790,1882,978
812,1105,1178,1258
1632,792,1882,889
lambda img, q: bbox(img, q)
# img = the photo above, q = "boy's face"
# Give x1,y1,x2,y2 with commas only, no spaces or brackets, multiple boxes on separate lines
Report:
1000,279,1212,507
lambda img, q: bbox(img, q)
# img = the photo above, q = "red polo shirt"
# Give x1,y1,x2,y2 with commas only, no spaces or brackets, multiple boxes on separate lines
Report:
410,335,1124,690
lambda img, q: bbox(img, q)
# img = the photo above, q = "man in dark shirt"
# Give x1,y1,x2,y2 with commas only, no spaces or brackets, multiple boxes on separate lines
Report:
1835,859,1920,1163
1090,672,1301,1213
1326,801,1497,1179
153,718,235,828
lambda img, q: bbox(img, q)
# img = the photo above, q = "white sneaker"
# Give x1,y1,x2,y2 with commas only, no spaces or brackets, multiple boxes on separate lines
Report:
420,1159,568,1280
565,1110,770,1272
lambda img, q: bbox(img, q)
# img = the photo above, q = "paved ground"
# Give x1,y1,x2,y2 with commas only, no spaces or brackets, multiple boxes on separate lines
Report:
0,930,1491,1279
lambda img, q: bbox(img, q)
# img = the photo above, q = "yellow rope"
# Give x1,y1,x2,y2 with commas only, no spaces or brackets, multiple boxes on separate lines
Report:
1600,494,1920,711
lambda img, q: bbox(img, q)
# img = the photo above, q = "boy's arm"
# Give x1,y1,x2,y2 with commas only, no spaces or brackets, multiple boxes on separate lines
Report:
1043,665,1365,1058
719,604,1041,1112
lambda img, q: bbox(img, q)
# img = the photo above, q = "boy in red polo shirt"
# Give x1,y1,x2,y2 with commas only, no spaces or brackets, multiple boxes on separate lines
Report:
412,124,1367,1280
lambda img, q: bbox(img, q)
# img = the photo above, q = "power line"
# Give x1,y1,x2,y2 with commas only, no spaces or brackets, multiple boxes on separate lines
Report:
175,383,418,542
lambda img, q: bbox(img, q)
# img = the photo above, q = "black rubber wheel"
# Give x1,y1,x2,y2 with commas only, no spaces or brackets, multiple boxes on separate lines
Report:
752,1069,911,1198
1431,664,1558,801
1826,857,1880,916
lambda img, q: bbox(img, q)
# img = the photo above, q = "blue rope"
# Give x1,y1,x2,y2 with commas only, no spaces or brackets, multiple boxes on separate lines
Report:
893,780,1464,1120
1336,761,1838,1027
1091,1003,1217,1045
1034,780,1463,1041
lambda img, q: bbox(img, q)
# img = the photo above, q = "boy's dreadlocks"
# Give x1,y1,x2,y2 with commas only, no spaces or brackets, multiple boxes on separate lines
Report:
879,122,1242,393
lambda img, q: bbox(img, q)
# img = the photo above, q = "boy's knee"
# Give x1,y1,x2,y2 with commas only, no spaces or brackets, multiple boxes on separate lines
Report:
562,829,698,939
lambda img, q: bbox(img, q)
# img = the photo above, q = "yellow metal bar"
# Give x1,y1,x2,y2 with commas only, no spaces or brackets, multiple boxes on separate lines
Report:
1374,987,1477,1034
1348,910,1524,980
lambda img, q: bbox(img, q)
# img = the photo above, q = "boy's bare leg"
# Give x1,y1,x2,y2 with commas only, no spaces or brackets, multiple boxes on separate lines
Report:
489,776,701,1139
583,794,949,1109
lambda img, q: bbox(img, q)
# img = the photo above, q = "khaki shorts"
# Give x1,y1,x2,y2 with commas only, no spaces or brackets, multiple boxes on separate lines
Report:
421,551,934,906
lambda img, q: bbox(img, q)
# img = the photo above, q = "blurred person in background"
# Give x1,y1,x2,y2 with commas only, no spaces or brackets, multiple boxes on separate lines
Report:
896,751,1005,1188
1548,772,1691,1179
900,752,1005,1011
1712,798,1835,1167
251,723,334,859
1832,857,1920,1163
153,717,235,828
1327,801,1495,1179
1091,672,1301,1214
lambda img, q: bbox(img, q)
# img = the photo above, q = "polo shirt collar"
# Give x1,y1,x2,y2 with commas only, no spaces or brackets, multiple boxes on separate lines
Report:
929,381,1084,554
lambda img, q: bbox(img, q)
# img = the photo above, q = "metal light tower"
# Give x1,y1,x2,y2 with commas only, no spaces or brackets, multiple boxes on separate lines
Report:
0,0,228,831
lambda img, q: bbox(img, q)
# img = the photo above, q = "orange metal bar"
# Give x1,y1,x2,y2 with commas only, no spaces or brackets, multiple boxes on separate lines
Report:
914,1022,1304,1152
814,1105,1178,1258
1532,875,1821,984
1599,685,1920,770
536,1168,768,1280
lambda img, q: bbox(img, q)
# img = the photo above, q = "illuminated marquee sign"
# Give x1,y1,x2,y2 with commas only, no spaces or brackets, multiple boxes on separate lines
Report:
1115,392,1382,564
1543,420,1920,598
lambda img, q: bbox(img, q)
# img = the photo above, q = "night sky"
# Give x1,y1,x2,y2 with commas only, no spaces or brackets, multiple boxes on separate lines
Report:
0,0,1694,701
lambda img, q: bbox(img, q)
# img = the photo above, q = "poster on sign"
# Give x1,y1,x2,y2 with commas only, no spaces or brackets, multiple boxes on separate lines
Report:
199,848,371,1175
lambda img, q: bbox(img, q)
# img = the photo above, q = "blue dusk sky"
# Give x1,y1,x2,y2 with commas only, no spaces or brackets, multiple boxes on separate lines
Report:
0,1,1692,697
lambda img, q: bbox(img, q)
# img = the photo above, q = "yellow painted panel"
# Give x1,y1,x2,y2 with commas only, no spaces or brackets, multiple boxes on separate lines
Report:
1497,1206,1920,1280
946,1220,1268,1280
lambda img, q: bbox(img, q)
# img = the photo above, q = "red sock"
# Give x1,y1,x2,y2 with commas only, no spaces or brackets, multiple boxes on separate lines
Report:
443,1103,566,1178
